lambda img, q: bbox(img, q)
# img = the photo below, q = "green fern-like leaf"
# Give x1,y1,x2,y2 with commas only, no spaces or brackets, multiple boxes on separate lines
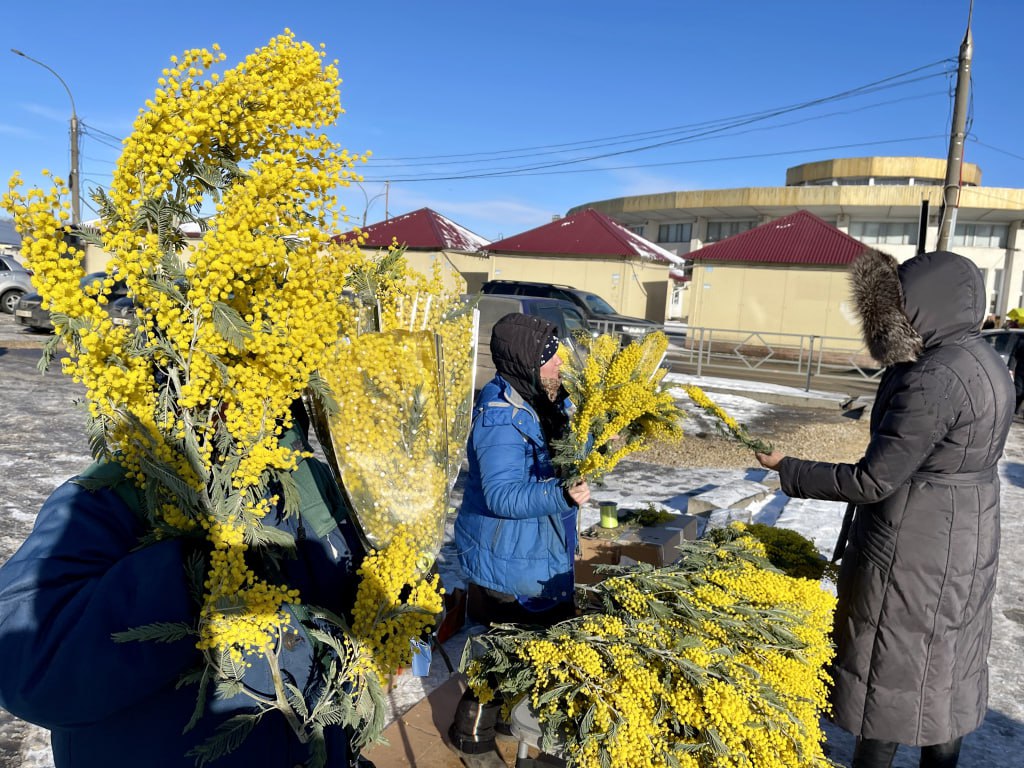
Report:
37,332,62,374
211,301,254,350
245,524,296,550
305,374,339,418
112,621,194,644
188,713,263,767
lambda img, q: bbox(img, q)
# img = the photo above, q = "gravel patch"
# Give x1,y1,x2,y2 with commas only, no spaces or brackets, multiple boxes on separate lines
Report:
636,403,872,469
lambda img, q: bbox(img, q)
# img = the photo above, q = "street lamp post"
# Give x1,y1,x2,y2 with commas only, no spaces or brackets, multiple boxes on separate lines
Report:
357,181,390,227
11,48,81,225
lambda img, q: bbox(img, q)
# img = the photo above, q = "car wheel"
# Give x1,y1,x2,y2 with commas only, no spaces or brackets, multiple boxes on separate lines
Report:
1,289,24,314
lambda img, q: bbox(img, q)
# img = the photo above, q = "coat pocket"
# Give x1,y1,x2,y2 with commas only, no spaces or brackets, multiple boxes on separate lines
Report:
858,517,897,572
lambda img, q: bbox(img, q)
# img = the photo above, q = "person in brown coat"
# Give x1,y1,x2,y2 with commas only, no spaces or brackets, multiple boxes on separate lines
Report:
757,249,1013,768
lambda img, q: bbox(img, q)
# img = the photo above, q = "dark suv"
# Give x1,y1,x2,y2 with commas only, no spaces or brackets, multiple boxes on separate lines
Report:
480,279,661,344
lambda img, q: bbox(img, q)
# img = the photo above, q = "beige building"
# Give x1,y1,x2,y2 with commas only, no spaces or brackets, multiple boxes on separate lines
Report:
569,157,1024,321
483,208,681,322
685,209,871,351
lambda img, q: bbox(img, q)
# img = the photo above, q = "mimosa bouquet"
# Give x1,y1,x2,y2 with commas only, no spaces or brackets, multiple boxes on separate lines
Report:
2,32,469,764
462,524,836,768
552,331,684,486
315,246,477,679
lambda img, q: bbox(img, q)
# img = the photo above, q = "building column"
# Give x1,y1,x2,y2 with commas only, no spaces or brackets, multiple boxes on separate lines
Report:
1001,221,1024,314
836,213,850,233
691,217,708,251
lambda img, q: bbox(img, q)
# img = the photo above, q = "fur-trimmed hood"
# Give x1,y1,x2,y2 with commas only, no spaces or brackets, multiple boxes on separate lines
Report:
851,249,985,366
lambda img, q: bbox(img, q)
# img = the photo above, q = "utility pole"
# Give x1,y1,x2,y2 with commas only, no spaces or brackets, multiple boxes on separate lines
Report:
935,2,973,251
11,49,81,225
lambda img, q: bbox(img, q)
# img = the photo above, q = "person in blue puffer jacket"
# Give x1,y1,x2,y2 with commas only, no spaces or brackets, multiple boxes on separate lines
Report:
0,400,371,768
449,312,590,764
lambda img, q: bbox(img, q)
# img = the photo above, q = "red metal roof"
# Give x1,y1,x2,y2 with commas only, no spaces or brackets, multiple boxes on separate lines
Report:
485,208,683,264
689,209,868,265
338,208,488,251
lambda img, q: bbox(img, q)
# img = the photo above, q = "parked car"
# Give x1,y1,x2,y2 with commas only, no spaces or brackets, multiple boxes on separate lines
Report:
0,254,34,314
981,327,1024,367
480,279,661,344
468,293,590,390
14,272,129,333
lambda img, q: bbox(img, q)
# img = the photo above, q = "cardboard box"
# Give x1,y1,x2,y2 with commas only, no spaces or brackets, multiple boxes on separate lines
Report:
576,514,699,583
617,514,698,567
575,533,622,585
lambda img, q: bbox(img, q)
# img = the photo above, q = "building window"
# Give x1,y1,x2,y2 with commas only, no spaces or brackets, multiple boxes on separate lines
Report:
848,221,918,245
627,225,645,236
952,223,1009,249
705,220,755,243
657,223,693,243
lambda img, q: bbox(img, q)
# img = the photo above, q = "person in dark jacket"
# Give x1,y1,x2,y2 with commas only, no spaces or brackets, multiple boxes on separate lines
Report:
0,403,370,768
1010,335,1024,416
756,249,1013,768
449,312,590,765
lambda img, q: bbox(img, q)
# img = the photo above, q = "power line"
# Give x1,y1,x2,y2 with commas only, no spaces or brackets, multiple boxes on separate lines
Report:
363,70,955,182
368,88,946,174
971,137,1024,164
80,121,123,143
363,135,948,182
372,58,952,163
366,87,942,171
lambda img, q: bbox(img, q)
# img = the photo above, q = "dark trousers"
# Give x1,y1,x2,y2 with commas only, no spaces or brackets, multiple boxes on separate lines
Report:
852,736,963,768
449,584,573,753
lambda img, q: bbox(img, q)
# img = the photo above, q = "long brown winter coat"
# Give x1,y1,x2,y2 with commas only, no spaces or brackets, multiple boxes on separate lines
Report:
778,249,1013,746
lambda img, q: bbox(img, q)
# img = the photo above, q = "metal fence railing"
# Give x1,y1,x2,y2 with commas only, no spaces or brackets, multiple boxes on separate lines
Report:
667,326,882,390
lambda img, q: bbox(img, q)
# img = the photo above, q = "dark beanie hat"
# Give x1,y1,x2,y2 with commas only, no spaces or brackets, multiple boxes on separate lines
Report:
539,334,559,366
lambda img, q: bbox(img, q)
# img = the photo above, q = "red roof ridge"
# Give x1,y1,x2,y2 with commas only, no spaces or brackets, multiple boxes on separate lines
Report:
689,209,868,266
487,207,682,264
337,207,487,251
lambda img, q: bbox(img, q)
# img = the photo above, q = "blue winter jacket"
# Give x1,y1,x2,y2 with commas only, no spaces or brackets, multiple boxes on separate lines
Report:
454,375,575,606
0,437,364,768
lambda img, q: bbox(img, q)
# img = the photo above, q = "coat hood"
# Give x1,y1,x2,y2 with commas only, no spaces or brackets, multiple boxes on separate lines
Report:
490,312,558,400
851,249,984,366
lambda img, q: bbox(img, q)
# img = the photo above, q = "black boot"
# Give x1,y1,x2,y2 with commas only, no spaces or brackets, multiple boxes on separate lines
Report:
920,737,962,768
448,690,506,766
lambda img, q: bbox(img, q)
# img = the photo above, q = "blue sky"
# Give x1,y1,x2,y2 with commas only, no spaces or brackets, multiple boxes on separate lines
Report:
2,1,1021,242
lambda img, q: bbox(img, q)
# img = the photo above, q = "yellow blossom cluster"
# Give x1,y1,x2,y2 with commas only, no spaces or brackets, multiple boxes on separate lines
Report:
556,331,683,485
684,384,773,453
351,525,444,680
1,32,366,661
464,527,836,767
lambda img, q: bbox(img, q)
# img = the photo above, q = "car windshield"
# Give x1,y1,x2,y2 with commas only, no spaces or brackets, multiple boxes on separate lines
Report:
579,293,617,315
562,311,587,334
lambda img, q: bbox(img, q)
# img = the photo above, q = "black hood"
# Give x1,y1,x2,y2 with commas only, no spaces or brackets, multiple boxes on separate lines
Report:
851,249,984,366
490,312,557,400
490,312,569,447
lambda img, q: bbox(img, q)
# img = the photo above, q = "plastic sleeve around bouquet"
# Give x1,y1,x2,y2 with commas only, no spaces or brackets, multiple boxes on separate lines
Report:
438,305,478,492
318,329,449,563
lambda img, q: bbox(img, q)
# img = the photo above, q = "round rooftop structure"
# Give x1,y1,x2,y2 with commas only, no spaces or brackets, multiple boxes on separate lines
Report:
785,156,981,187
